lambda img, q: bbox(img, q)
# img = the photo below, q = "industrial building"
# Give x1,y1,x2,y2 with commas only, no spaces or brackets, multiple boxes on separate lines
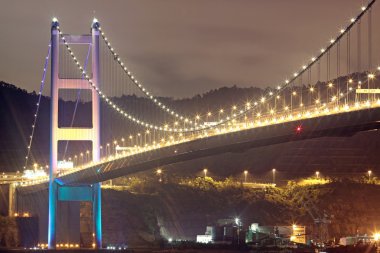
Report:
245,223,307,245
196,218,245,245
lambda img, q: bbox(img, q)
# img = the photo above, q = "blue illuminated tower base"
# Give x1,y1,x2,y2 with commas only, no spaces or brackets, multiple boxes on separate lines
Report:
48,18,102,249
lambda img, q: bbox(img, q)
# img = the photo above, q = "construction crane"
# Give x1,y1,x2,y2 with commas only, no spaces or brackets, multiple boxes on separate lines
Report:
301,197,333,244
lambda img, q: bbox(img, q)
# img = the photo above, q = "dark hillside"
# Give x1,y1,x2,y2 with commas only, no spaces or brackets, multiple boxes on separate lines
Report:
101,180,380,246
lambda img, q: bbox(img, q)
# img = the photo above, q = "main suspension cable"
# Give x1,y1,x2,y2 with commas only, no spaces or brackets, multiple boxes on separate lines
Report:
24,43,51,169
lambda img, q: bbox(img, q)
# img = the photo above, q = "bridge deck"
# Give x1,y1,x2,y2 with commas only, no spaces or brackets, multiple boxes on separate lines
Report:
48,107,380,185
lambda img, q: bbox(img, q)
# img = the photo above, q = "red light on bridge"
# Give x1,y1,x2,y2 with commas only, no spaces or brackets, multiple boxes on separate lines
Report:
296,125,302,133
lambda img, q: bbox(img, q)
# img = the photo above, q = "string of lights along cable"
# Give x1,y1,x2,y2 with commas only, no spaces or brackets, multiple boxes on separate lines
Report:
22,0,380,179
98,25,199,127
57,23,215,133
94,0,376,130
24,43,51,170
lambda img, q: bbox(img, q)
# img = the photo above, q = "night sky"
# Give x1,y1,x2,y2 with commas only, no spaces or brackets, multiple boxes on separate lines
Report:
0,0,369,98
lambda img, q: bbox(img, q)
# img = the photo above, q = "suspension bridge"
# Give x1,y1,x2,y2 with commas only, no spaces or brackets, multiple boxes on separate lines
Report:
2,0,380,249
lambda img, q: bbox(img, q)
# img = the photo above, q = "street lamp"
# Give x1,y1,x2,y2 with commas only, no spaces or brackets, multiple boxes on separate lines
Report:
129,135,133,146
195,115,200,125
219,109,224,121
137,133,141,146
113,140,118,155
272,168,276,184
231,105,237,118
156,168,162,182
145,130,150,145
106,143,110,156
203,168,208,178
368,170,372,181
235,217,241,245
316,171,320,179
244,170,248,183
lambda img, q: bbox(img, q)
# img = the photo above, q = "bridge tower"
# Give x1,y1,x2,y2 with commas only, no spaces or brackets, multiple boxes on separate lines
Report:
48,19,102,249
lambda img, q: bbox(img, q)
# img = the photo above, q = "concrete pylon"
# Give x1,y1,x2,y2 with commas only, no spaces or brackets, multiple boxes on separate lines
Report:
48,18,102,249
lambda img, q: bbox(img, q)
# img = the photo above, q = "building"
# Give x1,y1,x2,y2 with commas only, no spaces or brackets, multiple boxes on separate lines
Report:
339,236,373,246
246,223,307,245
196,218,244,245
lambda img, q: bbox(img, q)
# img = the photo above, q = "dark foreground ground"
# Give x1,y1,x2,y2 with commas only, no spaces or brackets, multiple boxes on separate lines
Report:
0,244,378,253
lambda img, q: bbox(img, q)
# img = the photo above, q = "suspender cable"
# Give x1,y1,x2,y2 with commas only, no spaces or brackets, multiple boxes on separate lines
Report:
337,41,341,106
368,7,373,100
368,7,372,71
358,20,362,75
347,31,351,104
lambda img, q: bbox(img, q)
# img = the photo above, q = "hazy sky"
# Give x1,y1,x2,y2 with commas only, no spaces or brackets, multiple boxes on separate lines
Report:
0,0,371,98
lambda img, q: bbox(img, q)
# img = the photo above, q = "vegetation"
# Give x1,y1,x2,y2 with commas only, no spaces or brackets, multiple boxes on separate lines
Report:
101,177,380,247
0,216,19,247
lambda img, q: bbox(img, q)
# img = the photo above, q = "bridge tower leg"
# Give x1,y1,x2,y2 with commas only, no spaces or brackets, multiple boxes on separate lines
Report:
91,21,102,248
8,182,16,217
48,19,102,249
